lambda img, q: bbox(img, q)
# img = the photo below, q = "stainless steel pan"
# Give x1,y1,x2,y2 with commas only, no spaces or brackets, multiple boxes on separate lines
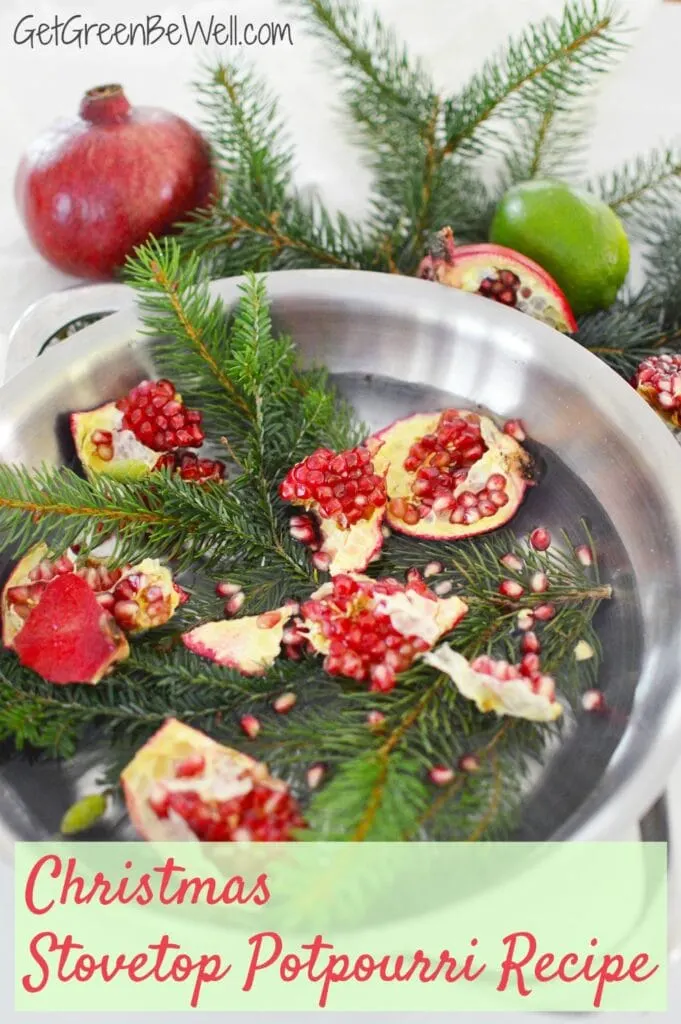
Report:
2,269,681,846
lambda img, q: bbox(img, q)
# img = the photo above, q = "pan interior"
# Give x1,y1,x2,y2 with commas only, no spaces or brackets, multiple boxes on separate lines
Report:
0,368,639,844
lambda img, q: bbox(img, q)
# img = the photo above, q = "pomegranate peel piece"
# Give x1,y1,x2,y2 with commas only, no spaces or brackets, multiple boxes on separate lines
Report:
633,354,681,428
121,719,303,842
279,445,387,575
300,573,467,691
425,647,562,723
317,509,385,575
71,404,160,481
182,605,292,675
1,542,67,648
372,410,532,540
418,228,578,334
2,545,184,656
12,573,129,685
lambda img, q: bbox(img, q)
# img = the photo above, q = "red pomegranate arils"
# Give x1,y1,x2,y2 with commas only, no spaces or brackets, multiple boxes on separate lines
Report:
499,579,524,599
226,592,245,616
520,652,541,676
575,544,593,567
240,714,261,739
633,354,681,425
516,609,534,632
175,753,206,778
458,754,480,773
116,379,205,453
423,561,443,578
521,631,541,654
530,528,551,551
279,446,387,529
582,689,605,712
503,419,526,442
312,551,331,572
307,763,326,790
534,603,556,621
216,581,241,598
429,765,454,786
273,692,297,714
367,710,386,729
433,580,453,596
500,553,524,572
530,571,549,593
257,611,283,629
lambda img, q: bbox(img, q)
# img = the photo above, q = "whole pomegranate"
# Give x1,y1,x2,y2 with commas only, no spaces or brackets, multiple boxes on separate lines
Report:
15,84,216,279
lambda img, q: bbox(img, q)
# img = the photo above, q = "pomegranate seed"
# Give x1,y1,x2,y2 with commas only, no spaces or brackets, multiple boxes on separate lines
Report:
503,419,526,441
530,528,551,551
499,579,524,599
429,765,454,786
175,754,205,778
226,592,245,615
148,785,170,817
423,561,443,578
240,714,261,739
116,379,204,452
520,653,541,676
367,710,386,729
534,603,556,621
113,600,139,628
257,611,282,629
516,609,534,632
530,571,549,593
307,763,326,790
433,580,453,596
582,689,605,712
273,692,297,713
500,553,523,572
575,544,593,567
312,551,331,572
521,631,541,654
216,581,241,598
458,754,480,773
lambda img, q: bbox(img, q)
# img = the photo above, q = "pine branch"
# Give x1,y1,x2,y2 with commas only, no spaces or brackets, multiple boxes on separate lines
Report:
177,61,382,277
589,147,681,224
443,0,624,159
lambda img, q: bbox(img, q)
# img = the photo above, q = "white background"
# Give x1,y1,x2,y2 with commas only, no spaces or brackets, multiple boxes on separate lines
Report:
1,0,681,1019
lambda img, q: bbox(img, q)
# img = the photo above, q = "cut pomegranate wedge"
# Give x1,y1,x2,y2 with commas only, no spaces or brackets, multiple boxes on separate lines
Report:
279,445,386,574
71,378,222,482
182,606,294,675
632,354,681,428
121,719,305,842
12,573,129,685
2,543,184,656
425,647,562,722
418,227,578,334
371,409,532,540
300,572,467,692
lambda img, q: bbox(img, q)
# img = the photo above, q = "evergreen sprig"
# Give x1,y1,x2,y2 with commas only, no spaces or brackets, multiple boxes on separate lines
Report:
0,245,609,846
174,0,681,379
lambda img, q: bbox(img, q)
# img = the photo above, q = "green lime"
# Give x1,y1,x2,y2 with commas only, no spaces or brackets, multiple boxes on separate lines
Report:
489,179,630,317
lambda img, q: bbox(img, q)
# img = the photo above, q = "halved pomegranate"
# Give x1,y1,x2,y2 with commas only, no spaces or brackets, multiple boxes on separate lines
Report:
11,573,129,684
279,445,387,574
71,378,217,481
2,544,184,654
121,719,305,842
632,354,681,428
371,409,532,540
418,227,578,333
300,571,467,692
183,605,294,675
425,647,562,722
